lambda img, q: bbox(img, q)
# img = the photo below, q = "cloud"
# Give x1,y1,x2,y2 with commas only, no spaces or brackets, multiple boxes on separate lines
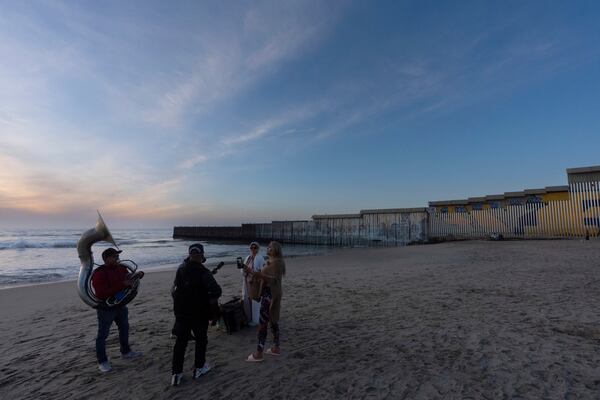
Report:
219,99,332,149
0,128,189,220
178,155,208,170
139,2,344,129
221,119,281,147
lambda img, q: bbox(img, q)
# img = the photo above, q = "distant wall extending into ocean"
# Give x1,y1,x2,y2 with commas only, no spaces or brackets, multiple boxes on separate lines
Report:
174,208,429,246
174,165,600,246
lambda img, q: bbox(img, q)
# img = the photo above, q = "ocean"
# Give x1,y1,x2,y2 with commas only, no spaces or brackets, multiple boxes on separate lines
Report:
0,228,330,288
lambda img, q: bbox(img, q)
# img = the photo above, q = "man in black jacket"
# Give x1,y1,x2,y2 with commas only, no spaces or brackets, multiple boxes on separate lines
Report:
171,243,222,386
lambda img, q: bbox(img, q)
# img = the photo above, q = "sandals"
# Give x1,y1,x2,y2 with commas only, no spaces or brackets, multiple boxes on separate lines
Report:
246,353,264,362
246,348,281,362
265,348,281,356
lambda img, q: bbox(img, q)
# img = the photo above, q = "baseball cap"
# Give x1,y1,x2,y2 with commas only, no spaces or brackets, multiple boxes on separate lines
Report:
188,243,204,255
102,247,122,261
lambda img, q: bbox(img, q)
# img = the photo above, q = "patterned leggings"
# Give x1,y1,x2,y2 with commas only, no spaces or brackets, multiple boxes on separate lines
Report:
257,286,280,352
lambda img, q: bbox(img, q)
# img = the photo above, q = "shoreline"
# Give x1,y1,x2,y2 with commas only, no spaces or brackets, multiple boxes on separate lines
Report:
0,244,333,291
3,240,600,399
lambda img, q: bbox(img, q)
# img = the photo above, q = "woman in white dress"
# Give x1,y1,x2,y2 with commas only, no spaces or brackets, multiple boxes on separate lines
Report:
241,242,264,326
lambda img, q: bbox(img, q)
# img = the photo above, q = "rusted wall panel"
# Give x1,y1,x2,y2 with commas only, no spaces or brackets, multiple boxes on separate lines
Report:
173,226,242,240
173,210,429,246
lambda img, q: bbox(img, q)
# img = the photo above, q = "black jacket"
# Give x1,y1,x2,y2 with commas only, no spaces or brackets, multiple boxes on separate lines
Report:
172,258,222,319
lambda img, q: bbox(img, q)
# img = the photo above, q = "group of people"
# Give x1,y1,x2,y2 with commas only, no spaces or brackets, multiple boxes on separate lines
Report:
89,240,286,387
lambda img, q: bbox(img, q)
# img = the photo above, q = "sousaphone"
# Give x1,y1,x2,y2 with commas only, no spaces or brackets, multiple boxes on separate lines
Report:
76,211,140,308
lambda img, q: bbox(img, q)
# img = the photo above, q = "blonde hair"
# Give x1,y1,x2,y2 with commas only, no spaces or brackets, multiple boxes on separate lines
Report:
268,241,285,275
268,241,282,258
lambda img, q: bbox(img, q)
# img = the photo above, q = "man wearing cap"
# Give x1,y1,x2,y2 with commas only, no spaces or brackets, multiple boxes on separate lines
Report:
171,243,222,386
91,247,145,373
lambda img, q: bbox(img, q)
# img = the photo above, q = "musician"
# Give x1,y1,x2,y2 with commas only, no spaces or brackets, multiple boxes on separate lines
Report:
91,247,144,373
171,243,222,386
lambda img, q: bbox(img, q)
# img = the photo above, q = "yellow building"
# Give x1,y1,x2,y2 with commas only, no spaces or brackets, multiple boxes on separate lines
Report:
428,165,600,238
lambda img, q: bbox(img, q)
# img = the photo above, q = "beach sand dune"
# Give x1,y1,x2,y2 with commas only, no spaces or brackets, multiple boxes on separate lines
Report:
2,240,600,399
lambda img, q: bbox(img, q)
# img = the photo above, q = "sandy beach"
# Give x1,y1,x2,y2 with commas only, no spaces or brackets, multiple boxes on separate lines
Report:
2,239,600,399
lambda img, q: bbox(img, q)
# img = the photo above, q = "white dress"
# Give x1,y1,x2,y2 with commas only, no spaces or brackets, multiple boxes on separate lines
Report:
241,254,264,325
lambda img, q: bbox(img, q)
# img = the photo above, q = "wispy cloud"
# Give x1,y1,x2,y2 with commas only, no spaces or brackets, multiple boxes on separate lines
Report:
178,155,209,170
218,99,333,153
138,2,344,129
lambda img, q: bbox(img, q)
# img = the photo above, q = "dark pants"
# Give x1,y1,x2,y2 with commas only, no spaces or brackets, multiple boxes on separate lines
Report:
96,306,131,363
172,317,209,374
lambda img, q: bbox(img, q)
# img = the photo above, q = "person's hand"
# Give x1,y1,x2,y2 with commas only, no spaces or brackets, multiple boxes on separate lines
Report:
127,271,144,281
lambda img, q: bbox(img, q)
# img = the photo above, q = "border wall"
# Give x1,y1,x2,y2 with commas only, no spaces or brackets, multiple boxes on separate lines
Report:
174,166,600,246
429,181,600,240
173,208,428,246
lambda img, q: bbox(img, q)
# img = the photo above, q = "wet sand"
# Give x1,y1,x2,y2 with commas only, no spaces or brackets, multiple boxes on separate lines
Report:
2,239,600,399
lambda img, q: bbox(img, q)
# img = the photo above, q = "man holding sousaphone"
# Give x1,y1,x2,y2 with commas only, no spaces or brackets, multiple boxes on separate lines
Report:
76,212,145,373
91,247,145,373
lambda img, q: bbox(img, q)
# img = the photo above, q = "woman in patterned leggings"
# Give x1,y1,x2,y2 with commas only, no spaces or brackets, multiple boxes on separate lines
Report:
246,241,286,362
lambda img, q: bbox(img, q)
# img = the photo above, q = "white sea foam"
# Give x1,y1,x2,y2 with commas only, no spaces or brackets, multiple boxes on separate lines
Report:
0,228,328,287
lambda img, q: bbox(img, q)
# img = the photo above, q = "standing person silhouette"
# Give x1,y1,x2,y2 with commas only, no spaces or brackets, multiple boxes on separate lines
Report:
241,242,265,326
246,241,285,362
91,248,144,373
171,244,222,386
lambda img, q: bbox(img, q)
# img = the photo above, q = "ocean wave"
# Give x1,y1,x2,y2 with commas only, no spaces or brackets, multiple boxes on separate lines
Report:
0,272,66,285
112,239,136,245
108,239,172,245
135,244,176,249
0,239,76,250
0,237,176,250
209,251,243,259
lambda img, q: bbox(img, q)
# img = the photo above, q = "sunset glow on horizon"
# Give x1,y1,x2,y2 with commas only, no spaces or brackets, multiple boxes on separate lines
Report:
2,1,600,229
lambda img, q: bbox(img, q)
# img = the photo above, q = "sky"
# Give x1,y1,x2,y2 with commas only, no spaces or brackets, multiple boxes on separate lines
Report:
1,0,600,229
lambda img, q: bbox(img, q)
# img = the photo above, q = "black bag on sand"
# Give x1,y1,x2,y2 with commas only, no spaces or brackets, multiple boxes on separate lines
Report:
220,297,247,335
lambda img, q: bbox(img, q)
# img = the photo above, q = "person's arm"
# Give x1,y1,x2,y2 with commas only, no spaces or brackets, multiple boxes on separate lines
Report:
120,265,135,287
172,267,183,295
256,260,280,286
171,268,184,315
204,273,222,301
202,271,222,324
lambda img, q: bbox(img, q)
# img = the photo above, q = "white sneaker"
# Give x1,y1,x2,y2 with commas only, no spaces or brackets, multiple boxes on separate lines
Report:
193,362,211,379
98,361,112,373
122,350,142,359
171,373,183,386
